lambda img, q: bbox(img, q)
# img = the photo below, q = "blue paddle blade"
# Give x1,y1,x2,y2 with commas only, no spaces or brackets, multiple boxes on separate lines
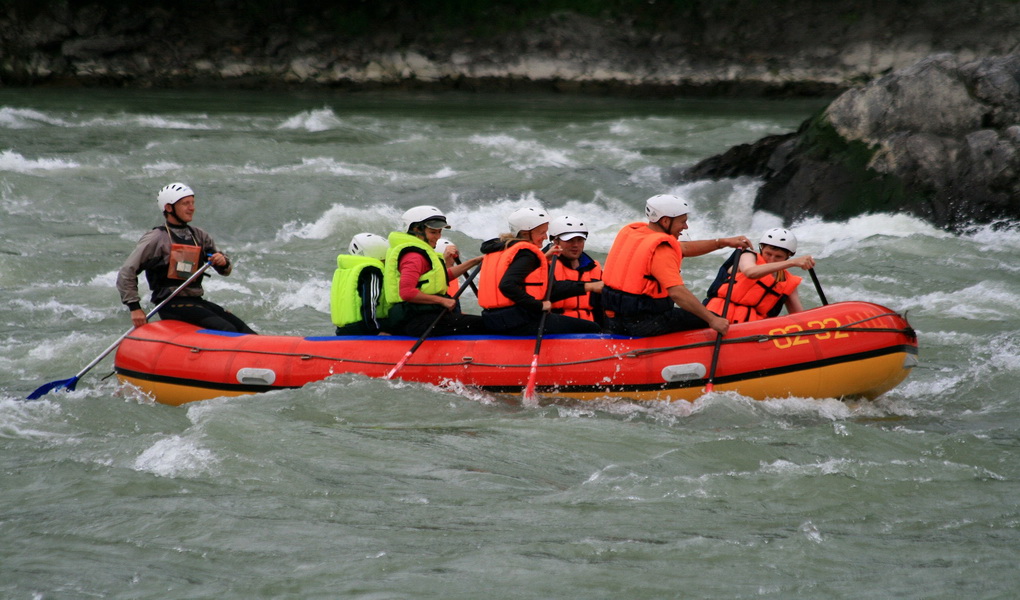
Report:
26,376,79,400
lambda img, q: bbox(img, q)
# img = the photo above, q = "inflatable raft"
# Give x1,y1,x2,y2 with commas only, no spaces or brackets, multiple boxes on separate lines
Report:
114,301,917,406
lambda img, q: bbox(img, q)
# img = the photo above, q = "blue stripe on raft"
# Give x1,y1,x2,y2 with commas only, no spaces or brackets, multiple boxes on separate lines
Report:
304,333,630,342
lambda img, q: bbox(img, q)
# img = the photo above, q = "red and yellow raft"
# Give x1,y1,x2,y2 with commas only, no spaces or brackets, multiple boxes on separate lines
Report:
114,301,917,406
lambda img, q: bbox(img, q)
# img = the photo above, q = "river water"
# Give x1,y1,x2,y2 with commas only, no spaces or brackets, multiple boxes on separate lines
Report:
2,88,1018,598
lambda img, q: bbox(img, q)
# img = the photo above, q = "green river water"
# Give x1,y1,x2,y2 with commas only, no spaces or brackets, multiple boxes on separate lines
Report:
1,88,1018,599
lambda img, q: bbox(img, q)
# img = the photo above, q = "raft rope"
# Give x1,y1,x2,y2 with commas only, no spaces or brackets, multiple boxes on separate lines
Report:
121,312,915,371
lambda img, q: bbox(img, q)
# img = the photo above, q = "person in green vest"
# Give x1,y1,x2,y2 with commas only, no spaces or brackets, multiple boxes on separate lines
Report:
331,232,390,336
381,206,487,337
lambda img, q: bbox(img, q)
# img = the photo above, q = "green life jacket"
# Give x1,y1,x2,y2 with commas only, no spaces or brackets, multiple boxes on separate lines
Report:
331,254,388,328
382,232,448,305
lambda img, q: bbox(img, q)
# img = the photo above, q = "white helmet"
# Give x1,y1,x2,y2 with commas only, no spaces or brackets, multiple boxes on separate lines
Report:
644,194,690,222
435,237,454,254
508,207,549,237
759,228,797,255
548,215,588,241
157,182,195,212
401,205,450,232
348,232,389,261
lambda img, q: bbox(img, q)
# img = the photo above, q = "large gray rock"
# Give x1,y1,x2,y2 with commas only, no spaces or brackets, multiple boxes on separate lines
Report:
679,53,1020,231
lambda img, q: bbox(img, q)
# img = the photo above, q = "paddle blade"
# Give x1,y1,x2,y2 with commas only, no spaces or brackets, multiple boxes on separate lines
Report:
384,351,413,380
26,376,79,400
523,356,540,404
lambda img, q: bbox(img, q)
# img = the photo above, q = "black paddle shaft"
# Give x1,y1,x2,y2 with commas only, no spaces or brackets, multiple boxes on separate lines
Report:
809,268,829,306
707,248,741,390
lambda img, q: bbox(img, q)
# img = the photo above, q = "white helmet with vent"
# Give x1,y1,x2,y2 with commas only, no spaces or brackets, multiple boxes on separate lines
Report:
548,215,588,241
508,207,549,237
401,205,450,232
644,194,690,222
759,228,797,255
348,233,389,260
157,182,195,212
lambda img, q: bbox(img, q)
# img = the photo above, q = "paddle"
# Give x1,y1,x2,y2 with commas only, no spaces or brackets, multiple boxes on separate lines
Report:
453,257,480,296
384,264,482,380
706,249,741,393
523,255,558,404
809,268,828,306
26,261,214,400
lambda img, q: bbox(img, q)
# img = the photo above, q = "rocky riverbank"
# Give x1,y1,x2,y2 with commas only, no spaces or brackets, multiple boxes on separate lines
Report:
2,1,1020,95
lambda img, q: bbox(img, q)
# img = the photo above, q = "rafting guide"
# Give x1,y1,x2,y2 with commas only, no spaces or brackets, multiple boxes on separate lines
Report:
117,182,256,334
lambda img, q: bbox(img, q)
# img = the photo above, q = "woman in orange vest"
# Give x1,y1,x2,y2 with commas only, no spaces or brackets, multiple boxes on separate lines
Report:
544,215,604,325
705,228,816,322
478,207,603,335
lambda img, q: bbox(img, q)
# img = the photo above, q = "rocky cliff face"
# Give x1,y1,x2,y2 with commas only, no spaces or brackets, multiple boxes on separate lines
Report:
679,53,1020,230
2,1,1019,95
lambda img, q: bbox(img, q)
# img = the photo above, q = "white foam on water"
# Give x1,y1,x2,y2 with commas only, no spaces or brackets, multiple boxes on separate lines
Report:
964,221,1020,251
11,298,108,324
141,160,185,174
755,395,857,421
468,133,580,170
87,271,120,288
202,277,254,295
275,203,402,242
429,166,458,179
132,114,216,130
898,280,1018,320
0,395,64,440
273,277,331,314
277,108,345,132
627,165,667,188
988,333,1020,373
787,213,948,259
240,156,388,178
33,113,220,130
0,107,71,128
134,435,218,478
439,380,503,405
0,149,80,172
24,331,98,362
759,456,863,477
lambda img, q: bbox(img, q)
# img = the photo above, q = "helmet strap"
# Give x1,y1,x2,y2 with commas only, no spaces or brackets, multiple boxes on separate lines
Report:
165,203,184,225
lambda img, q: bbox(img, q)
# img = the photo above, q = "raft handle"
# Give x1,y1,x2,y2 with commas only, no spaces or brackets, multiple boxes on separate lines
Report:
662,363,707,383
236,367,277,386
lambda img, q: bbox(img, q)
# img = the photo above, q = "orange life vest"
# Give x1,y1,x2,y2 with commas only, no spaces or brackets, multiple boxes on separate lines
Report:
705,252,802,322
478,240,548,310
601,222,683,318
602,222,682,298
550,255,602,320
